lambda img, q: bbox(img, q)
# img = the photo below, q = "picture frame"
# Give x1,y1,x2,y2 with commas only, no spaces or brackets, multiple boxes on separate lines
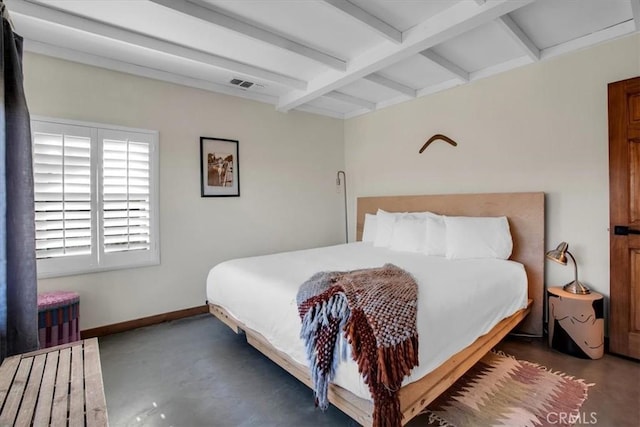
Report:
200,137,240,197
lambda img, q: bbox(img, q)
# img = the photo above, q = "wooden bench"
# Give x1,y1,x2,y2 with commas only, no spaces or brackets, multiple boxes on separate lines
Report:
0,338,108,426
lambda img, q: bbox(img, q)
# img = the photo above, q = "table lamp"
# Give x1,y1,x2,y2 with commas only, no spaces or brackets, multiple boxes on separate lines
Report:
545,242,591,294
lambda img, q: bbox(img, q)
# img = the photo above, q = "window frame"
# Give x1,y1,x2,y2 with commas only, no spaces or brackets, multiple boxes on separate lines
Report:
32,116,160,279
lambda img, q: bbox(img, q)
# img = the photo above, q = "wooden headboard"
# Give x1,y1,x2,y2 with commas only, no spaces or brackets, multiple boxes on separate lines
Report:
356,192,545,336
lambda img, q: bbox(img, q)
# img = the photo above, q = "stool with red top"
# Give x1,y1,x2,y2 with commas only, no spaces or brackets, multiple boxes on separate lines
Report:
37,291,80,348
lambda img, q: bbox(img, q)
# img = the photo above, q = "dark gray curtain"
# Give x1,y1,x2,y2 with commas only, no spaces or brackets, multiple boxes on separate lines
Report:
0,4,38,361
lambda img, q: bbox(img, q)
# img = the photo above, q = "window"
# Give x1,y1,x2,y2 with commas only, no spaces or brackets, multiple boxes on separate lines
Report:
32,117,159,278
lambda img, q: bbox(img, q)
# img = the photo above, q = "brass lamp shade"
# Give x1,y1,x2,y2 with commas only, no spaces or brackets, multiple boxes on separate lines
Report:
545,242,568,265
545,242,591,295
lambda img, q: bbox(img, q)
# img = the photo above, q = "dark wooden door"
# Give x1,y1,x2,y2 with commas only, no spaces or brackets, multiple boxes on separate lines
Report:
609,76,640,359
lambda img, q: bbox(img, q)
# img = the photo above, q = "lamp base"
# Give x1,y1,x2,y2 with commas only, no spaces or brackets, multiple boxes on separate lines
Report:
563,280,591,295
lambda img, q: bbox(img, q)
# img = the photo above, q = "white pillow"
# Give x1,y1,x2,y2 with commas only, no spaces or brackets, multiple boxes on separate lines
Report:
362,213,377,243
389,215,426,253
444,216,513,260
422,212,446,256
373,209,402,247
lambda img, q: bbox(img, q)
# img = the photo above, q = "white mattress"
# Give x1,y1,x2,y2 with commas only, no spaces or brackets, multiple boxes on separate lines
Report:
206,242,528,401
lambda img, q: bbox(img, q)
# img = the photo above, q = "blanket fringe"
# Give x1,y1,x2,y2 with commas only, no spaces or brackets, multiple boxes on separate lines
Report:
299,290,351,410
347,310,418,427
377,336,419,387
297,265,419,427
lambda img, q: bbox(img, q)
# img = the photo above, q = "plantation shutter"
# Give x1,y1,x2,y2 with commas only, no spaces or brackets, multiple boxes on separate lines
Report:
32,118,159,278
99,129,156,266
32,122,97,274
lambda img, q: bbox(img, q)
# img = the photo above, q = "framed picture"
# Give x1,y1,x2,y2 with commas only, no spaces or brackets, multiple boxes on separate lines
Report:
200,137,240,197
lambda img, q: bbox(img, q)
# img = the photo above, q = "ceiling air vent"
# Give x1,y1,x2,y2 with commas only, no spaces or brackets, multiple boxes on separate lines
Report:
230,78,254,89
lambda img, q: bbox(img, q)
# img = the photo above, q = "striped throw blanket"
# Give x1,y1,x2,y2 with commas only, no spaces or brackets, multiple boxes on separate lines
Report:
296,264,419,427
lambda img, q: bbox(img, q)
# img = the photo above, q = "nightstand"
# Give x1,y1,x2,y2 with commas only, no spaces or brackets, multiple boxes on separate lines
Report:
547,287,604,359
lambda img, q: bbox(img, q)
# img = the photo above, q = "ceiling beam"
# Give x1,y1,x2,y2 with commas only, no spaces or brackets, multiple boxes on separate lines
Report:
324,91,376,110
364,74,416,98
420,50,469,82
632,0,640,31
278,0,534,111
321,0,402,44
416,78,462,99
148,0,346,71
469,56,532,81
29,38,346,120
24,39,281,105
8,0,307,90
496,14,540,61
294,104,345,119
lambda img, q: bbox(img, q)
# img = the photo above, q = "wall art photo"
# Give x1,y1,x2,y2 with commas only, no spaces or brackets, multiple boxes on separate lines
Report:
200,137,239,197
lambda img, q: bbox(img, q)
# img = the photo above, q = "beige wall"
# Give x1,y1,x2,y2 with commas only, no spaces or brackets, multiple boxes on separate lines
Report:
345,34,640,303
24,33,640,330
24,53,345,329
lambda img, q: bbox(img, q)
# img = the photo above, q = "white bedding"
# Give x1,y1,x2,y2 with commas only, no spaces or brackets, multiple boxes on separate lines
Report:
206,242,528,401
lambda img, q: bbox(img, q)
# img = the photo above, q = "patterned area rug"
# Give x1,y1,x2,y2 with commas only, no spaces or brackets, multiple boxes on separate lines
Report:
419,351,593,427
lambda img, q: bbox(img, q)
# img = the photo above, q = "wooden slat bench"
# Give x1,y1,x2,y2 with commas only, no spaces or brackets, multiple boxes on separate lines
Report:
0,338,108,426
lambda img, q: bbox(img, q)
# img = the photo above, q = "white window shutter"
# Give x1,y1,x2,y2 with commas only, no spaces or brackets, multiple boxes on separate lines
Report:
99,129,158,269
32,117,159,278
32,121,97,276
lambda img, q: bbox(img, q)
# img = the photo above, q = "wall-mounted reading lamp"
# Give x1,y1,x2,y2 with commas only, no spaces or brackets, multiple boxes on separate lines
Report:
336,171,348,243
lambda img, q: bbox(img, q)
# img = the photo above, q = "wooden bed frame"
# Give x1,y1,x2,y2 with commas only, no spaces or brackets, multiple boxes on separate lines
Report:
209,192,545,426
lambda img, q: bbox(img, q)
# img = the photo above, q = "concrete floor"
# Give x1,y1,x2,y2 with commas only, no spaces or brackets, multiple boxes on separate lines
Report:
99,314,639,427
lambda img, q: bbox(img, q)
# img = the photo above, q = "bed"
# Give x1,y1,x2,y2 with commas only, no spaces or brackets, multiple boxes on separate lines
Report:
207,192,544,426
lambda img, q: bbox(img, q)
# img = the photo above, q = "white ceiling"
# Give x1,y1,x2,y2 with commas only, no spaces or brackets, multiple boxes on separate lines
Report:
6,0,640,119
